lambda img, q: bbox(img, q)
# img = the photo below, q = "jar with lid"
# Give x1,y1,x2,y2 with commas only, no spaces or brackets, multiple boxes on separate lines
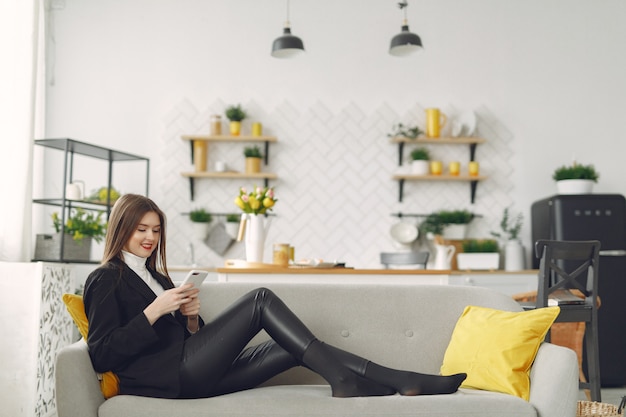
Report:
210,115,222,135
273,243,290,267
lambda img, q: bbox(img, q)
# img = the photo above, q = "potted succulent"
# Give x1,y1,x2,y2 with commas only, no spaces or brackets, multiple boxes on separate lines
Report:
244,145,263,174
189,208,213,240
410,147,430,175
387,123,423,139
35,208,107,261
420,209,474,240
457,239,500,271
490,207,525,271
552,162,599,194
225,104,247,136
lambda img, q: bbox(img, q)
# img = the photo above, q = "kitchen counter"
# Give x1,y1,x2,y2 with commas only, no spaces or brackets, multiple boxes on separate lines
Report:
215,267,539,295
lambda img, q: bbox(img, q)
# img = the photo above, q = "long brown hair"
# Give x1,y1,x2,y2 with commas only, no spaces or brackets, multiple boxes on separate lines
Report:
102,194,169,279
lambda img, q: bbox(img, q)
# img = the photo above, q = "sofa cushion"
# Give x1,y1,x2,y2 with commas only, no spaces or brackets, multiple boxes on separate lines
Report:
440,305,559,401
62,293,120,399
99,386,537,417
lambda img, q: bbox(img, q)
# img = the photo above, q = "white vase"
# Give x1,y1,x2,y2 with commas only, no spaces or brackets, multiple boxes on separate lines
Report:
191,222,210,240
245,214,269,263
224,222,240,239
504,239,525,271
557,179,594,195
457,253,500,271
411,160,430,175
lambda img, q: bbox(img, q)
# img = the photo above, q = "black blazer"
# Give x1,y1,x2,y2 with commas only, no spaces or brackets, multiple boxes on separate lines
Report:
83,260,203,398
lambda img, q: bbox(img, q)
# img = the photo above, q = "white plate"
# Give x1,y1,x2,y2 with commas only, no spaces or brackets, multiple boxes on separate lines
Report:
451,120,464,137
459,111,476,137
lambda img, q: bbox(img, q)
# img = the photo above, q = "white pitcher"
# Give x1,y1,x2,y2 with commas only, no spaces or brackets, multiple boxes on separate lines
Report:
433,244,456,270
238,213,272,263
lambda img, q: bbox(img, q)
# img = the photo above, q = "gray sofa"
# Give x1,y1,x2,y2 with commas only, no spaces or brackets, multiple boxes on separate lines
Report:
56,283,579,417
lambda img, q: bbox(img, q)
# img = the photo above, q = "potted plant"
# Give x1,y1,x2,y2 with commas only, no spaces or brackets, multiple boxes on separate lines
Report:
552,162,599,194
490,207,525,271
224,213,241,239
189,208,212,240
457,239,500,270
85,186,121,204
234,186,277,262
225,104,247,136
420,209,474,240
387,123,423,139
35,208,107,261
410,147,430,175
244,145,263,174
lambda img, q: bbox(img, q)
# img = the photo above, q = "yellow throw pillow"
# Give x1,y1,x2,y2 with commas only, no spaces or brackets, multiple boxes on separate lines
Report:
440,305,560,401
62,293,120,399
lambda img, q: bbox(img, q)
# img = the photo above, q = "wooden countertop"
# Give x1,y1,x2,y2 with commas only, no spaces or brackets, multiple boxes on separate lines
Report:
216,267,538,275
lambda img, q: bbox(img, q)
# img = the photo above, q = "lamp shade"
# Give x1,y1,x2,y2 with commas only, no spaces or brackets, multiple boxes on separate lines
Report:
271,27,305,58
389,24,422,56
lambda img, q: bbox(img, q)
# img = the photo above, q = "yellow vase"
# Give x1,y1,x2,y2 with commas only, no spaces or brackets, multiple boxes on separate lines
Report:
193,141,208,172
229,121,241,136
430,160,443,175
469,161,480,176
245,157,261,173
425,108,447,138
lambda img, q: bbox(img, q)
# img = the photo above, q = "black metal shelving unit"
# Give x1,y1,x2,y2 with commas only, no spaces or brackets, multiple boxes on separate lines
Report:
32,138,150,263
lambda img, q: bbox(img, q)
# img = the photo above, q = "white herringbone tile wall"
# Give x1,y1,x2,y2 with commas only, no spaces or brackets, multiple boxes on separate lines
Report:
158,100,514,268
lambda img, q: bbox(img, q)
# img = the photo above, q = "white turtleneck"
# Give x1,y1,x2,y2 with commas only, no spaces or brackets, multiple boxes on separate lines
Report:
122,250,164,296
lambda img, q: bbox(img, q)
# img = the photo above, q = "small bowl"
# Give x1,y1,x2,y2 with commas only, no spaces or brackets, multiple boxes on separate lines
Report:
390,222,419,244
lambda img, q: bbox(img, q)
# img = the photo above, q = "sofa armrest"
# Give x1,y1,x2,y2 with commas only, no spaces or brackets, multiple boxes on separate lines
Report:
528,343,578,417
55,340,104,417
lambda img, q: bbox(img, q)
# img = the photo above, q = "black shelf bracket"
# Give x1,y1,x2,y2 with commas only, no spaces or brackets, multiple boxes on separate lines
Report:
470,180,478,204
398,142,405,166
398,179,405,202
264,141,270,165
189,178,196,201
469,143,478,161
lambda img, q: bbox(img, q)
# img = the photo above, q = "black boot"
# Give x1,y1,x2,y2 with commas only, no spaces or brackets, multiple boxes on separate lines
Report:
250,288,394,398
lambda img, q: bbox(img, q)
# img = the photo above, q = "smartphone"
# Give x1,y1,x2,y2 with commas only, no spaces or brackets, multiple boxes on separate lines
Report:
180,270,209,289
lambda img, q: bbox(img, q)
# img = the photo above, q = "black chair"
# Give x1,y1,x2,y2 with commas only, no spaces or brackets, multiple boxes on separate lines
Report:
380,251,429,269
525,240,602,402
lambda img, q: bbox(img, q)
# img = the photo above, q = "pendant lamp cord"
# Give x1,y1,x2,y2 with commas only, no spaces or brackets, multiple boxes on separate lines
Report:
285,0,291,26
397,1,409,22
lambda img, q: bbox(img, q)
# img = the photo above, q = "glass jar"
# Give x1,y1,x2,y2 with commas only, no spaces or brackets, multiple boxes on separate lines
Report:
210,115,222,136
273,243,290,267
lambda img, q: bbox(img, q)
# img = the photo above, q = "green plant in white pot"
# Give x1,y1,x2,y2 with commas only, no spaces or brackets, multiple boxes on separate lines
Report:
224,213,241,239
490,207,524,271
410,147,430,175
552,162,599,194
189,208,212,240
457,239,500,271
420,209,474,240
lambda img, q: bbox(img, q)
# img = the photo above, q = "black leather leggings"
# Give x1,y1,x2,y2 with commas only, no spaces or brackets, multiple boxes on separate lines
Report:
178,288,369,398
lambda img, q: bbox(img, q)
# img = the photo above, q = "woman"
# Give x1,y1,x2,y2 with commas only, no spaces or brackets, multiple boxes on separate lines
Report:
84,194,466,399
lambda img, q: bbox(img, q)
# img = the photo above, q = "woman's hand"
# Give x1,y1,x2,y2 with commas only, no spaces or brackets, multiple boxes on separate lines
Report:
143,284,200,325
179,288,200,317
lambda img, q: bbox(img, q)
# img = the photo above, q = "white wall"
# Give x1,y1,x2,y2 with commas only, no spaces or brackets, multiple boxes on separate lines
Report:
42,0,626,267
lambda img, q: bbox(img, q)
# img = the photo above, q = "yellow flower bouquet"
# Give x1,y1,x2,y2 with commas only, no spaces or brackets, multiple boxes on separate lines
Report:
234,186,277,215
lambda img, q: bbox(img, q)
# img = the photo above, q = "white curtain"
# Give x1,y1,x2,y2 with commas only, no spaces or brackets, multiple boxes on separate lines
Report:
0,0,45,261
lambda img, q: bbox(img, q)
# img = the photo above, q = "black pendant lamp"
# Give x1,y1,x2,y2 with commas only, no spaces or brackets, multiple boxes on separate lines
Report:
389,1,423,57
271,0,305,58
